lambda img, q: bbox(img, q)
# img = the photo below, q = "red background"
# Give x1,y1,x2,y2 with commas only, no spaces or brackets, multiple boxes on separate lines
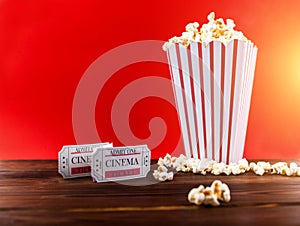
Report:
1,0,300,160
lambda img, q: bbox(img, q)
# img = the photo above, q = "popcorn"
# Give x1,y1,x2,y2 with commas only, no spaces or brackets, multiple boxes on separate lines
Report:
238,158,251,172
172,154,188,171
211,162,227,175
257,161,272,171
157,153,173,167
222,165,232,176
289,162,298,175
185,22,199,33
285,168,293,177
188,180,230,207
271,162,289,175
202,187,220,206
211,180,231,203
190,158,216,175
155,154,300,178
249,162,257,171
153,165,174,182
188,185,205,205
163,12,247,50
182,31,194,41
229,162,242,175
284,162,298,176
254,166,265,176
250,161,271,176
186,158,200,173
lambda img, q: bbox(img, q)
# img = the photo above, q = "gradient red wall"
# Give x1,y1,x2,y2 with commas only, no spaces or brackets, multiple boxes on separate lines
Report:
1,0,300,159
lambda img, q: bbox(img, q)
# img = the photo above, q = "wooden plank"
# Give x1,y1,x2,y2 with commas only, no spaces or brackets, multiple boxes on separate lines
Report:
1,160,300,225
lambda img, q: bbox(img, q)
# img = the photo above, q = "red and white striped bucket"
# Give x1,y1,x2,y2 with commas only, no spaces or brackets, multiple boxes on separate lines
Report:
166,40,258,163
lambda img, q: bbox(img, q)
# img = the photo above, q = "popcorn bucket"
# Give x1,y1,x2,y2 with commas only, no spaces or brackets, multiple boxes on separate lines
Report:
166,40,257,163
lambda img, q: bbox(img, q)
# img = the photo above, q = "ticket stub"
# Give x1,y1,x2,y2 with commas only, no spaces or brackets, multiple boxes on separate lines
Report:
91,145,151,183
58,142,113,179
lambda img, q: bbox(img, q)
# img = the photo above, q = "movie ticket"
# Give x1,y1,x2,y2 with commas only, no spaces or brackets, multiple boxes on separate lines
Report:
91,145,151,183
58,142,113,179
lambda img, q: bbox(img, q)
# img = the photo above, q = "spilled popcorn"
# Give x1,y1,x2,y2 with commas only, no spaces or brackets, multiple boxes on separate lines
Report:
163,12,247,50
153,154,300,181
188,180,231,206
153,165,174,182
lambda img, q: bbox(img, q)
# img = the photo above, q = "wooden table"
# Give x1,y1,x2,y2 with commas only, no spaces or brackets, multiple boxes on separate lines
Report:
1,160,300,225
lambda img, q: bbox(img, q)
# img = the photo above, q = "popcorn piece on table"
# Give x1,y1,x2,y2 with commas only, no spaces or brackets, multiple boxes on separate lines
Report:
186,158,200,174
172,154,188,171
188,158,215,175
222,164,232,176
238,158,251,172
202,187,220,206
216,158,250,176
271,162,289,175
249,161,271,176
156,154,300,177
289,162,298,175
250,161,300,176
257,161,272,171
153,165,174,182
188,180,231,207
211,180,231,203
253,165,265,176
282,162,299,176
158,153,174,167
188,185,205,205
229,162,242,175
211,162,227,175
249,162,257,171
